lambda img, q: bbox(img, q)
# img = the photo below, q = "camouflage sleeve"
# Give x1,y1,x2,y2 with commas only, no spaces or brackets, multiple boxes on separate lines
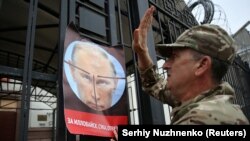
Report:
138,65,179,107
173,109,249,125
172,101,250,125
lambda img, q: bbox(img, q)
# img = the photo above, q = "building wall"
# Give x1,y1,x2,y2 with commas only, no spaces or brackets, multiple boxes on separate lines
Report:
29,102,54,128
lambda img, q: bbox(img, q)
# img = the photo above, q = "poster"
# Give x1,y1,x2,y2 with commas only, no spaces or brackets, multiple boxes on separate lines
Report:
63,23,128,137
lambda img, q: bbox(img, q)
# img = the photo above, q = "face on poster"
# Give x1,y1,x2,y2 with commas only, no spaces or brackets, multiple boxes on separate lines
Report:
64,40,126,111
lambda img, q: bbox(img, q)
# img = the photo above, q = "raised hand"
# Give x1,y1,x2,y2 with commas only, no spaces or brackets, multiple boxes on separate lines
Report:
133,5,155,55
133,6,155,70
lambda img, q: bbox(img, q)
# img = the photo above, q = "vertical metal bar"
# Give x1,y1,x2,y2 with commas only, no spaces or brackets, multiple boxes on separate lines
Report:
18,0,38,141
128,0,143,124
108,0,117,46
69,0,76,23
126,0,133,41
172,23,177,40
52,109,56,141
126,0,135,124
117,0,124,45
155,0,164,44
56,0,68,140
129,0,165,124
167,21,173,43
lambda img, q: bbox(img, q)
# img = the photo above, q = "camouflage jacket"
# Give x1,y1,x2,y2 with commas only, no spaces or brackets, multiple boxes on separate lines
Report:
139,65,249,125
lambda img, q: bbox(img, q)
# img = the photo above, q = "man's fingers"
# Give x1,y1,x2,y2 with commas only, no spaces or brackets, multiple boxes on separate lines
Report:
139,6,155,30
133,6,155,54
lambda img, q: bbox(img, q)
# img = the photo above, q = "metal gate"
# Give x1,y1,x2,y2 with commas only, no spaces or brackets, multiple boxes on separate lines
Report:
57,0,250,140
1,0,249,141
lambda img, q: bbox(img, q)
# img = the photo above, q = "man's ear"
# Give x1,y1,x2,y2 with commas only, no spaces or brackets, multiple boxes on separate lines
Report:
195,56,211,76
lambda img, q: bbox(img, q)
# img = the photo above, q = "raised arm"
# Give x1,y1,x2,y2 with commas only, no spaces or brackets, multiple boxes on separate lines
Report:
133,6,155,71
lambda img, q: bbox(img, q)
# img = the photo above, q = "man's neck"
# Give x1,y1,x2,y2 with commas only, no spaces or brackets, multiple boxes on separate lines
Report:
180,76,217,102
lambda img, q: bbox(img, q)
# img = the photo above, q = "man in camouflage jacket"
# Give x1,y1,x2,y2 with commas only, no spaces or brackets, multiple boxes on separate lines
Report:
133,6,249,125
